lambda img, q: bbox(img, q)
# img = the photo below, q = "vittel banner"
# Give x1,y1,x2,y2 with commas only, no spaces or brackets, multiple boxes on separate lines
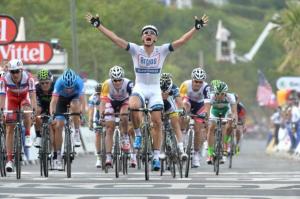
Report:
0,15,18,45
0,41,53,64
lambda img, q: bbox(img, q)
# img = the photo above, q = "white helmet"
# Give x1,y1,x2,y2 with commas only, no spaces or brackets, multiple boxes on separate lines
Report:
109,65,124,80
191,67,206,80
141,25,158,36
8,59,23,71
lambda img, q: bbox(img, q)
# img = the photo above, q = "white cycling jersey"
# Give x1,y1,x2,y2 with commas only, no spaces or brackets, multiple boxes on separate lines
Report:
127,42,173,88
127,42,173,108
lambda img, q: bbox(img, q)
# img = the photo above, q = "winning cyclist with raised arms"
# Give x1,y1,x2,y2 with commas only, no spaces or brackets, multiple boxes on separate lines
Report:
86,12,208,171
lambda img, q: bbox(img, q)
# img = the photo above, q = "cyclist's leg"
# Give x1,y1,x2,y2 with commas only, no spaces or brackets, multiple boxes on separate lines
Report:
170,114,187,160
181,98,191,133
129,89,144,149
104,102,115,166
149,92,163,171
70,98,81,147
21,96,32,147
192,102,206,167
5,95,18,171
33,105,42,148
53,96,69,169
207,108,219,164
120,103,130,152
5,124,15,172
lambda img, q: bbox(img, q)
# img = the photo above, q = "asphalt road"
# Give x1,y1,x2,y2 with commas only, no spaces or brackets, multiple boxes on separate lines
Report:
0,138,300,199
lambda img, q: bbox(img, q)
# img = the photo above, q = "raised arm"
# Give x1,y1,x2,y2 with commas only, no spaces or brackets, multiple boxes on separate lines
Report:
172,15,208,50
86,13,128,49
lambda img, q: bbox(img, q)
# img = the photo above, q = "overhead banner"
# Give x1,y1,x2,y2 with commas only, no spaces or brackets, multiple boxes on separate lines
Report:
0,41,53,64
0,15,18,45
276,77,300,92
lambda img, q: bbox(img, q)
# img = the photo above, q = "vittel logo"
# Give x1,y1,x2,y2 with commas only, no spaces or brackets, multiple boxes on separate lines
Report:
0,15,18,45
0,41,53,64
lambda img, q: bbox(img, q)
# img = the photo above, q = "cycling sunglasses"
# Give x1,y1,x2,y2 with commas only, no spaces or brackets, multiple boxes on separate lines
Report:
216,92,226,96
143,30,157,36
113,79,123,83
193,80,203,84
10,69,20,74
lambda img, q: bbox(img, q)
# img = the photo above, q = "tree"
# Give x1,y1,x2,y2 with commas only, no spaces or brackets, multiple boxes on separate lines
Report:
276,1,300,72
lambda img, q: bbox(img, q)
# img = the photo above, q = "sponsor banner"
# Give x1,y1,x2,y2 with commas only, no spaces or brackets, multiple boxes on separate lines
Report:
0,15,18,45
276,77,300,92
0,41,53,64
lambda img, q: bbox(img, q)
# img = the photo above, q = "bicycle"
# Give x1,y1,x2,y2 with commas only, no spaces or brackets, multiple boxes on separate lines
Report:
37,114,52,177
0,111,6,177
160,112,183,178
184,113,206,178
104,112,129,178
4,109,33,179
211,115,231,176
56,112,81,178
130,105,153,181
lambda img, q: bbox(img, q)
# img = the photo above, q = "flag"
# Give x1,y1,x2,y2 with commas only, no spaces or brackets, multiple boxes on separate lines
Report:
256,69,277,108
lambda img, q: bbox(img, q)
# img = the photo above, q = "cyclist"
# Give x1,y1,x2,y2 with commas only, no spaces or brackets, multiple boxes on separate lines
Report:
49,68,85,170
234,93,246,154
160,73,187,160
0,59,37,172
100,66,133,167
88,83,102,168
206,80,237,164
86,12,208,171
179,67,210,168
33,69,56,148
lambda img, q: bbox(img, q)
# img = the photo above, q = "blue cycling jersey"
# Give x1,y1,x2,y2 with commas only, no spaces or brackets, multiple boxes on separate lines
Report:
53,76,84,98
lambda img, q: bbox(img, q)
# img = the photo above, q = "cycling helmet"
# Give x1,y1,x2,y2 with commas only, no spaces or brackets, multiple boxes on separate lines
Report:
62,68,77,88
212,81,228,93
160,73,173,92
191,67,206,80
8,59,23,71
95,83,102,93
37,69,52,81
210,79,222,88
141,25,158,36
109,65,124,80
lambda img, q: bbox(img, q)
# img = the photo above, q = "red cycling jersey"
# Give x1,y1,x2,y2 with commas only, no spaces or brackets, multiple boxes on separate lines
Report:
0,71,35,121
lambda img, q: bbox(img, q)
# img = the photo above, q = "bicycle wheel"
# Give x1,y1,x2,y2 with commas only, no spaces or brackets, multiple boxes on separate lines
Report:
43,127,51,177
184,129,193,178
171,133,183,178
39,142,43,176
114,130,120,178
100,130,106,172
122,152,128,175
171,160,176,178
214,129,222,176
0,129,6,177
14,125,22,179
65,128,72,178
228,135,234,169
137,149,142,170
143,125,150,181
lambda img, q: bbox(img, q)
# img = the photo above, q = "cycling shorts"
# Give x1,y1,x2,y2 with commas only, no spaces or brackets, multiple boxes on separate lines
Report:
104,98,128,121
132,84,163,110
55,95,79,120
5,93,31,123
183,98,205,123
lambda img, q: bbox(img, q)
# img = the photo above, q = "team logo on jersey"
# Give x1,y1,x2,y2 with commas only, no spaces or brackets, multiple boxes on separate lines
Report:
138,54,160,68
